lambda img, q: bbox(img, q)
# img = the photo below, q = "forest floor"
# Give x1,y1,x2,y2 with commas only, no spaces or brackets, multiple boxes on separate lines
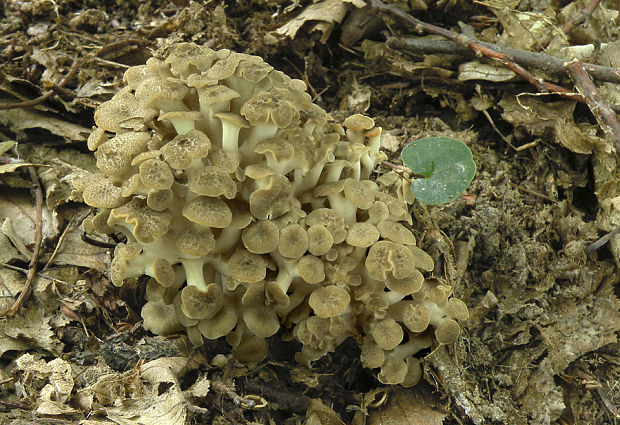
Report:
0,1,619,424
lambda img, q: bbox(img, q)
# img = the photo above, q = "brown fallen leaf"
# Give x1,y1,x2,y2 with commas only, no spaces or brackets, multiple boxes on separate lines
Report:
367,387,447,425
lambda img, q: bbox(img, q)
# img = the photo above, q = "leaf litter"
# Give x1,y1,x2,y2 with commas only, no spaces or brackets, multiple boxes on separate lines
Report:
0,0,619,424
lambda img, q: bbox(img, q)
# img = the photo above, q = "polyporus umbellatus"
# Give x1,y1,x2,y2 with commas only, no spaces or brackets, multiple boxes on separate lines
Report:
73,42,469,386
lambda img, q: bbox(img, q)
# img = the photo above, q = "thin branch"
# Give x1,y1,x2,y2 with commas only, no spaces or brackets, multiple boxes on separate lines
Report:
0,167,44,317
562,0,602,35
0,56,84,110
565,58,620,152
369,0,620,112
388,37,620,85
539,0,602,48
0,263,68,285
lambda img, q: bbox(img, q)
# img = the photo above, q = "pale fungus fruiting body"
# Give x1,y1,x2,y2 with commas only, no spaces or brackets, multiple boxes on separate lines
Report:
74,43,469,387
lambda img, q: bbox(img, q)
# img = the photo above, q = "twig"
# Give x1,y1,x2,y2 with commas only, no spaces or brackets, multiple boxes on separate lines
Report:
0,167,44,317
561,0,602,35
43,210,90,271
540,0,602,48
369,0,618,111
0,263,68,285
0,56,84,110
381,160,412,175
210,379,267,410
565,58,620,152
388,37,620,85
585,224,620,254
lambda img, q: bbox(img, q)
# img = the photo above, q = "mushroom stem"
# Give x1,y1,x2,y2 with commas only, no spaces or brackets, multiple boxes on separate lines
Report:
389,335,432,360
360,153,375,181
270,251,298,293
326,193,357,226
214,228,242,253
240,122,278,162
324,161,349,182
293,163,324,196
219,119,242,156
423,300,450,327
181,258,208,292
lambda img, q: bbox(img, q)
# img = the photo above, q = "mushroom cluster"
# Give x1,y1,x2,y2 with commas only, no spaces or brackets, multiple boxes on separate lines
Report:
73,43,468,387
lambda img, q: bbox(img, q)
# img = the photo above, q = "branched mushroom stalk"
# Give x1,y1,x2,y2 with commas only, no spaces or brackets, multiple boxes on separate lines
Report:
72,42,469,386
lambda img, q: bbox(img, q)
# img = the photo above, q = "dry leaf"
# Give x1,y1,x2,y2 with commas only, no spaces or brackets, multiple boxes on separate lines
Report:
499,94,612,154
4,306,64,354
0,107,90,143
101,358,190,425
276,0,366,42
367,388,447,425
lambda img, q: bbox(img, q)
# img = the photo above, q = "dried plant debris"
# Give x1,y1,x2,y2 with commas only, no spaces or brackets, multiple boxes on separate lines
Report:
1,0,620,424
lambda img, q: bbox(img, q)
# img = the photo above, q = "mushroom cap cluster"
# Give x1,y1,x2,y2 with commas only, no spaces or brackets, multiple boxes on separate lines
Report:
74,43,469,387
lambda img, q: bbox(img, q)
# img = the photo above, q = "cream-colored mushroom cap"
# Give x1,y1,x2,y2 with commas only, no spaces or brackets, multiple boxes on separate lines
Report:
305,316,330,340
147,188,173,211
141,299,184,335
346,222,380,247
188,165,237,199
109,242,142,286
255,137,294,163
198,84,240,106
297,255,325,284
409,245,435,272
95,132,151,175
152,258,175,288
308,285,350,318
401,357,422,388
249,175,294,220
242,220,279,254
161,130,211,170
94,87,156,133
134,77,189,111
386,269,424,296
182,196,232,228
122,60,162,90
158,110,203,125
108,198,172,243
306,224,333,256
198,303,237,340
343,178,375,209
175,228,216,256
377,220,417,245
209,149,239,173
227,199,254,229
242,283,281,338
378,356,408,385
435,319,460,344
365,240,416,280
368,201,390,223
215,111,250,134
305,208,347,244
371,318,403,351
360,338,385,369
139,158,174,190
447,298,470,321
240,88,298,128
228,249,266,283
205,52,243,80
343,114,375,131
181,283,225,320
402,303,430,333
165,42,215,78
76,174,128,209
278,224,309,258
